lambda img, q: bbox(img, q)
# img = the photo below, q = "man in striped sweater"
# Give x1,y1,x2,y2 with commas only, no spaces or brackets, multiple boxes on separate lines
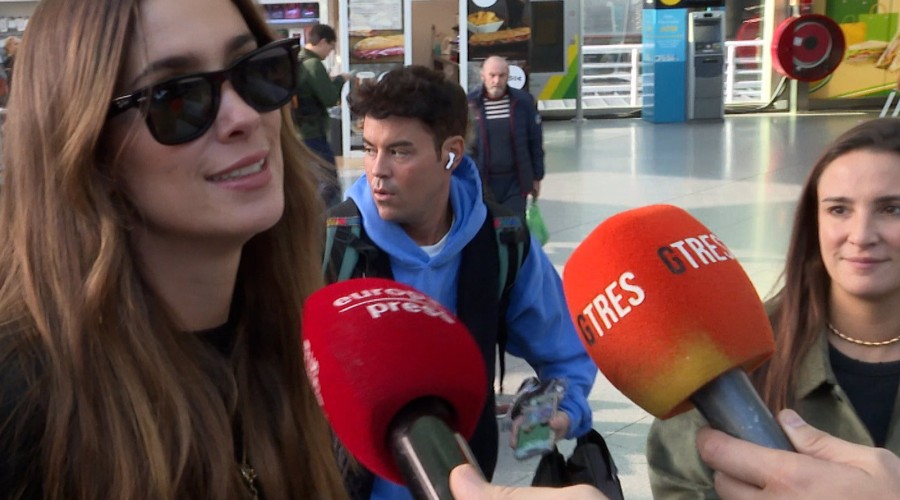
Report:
468,56,546,222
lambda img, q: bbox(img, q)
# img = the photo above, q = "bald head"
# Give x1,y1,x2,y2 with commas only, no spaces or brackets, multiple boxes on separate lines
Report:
4,36,18,57
480,56,509,99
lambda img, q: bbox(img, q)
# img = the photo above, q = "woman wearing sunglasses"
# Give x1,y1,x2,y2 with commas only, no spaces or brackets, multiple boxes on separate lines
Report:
0,0,349,497
0,0,611,497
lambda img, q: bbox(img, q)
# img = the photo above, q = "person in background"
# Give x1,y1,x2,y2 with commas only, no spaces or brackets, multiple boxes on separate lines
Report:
697,409,900,499
647,117,900,498
295,23,346,208
0,0,349,497
327,65,596,500
0,63,8,107
2,36,18,85
0,35,18,104
468,55,544,222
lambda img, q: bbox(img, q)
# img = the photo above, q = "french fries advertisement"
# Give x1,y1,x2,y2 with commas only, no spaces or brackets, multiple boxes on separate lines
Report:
466,0,530,59
468,11,501,25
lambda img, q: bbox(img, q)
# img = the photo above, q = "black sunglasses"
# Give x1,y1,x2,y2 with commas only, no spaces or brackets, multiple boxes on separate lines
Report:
108,38,300,146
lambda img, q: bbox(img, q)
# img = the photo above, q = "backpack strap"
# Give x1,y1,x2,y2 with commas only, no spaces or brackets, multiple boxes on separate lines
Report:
492,211,528,298
323,199,393,283
324,200,392,499
484,201,531,392
323,199,363,283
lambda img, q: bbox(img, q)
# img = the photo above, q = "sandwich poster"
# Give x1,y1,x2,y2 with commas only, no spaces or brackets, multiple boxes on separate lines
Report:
349,0,404,63
467,0,531,60
811,0,900,99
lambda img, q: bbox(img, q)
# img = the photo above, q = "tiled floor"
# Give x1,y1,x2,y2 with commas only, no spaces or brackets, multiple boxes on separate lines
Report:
338,110,877,499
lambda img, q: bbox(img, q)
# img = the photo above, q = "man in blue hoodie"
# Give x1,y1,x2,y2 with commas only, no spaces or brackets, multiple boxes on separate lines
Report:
325,65,596,500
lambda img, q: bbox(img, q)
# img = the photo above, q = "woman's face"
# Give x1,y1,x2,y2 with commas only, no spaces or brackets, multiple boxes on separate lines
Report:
108,0,284,251
818,149,900,304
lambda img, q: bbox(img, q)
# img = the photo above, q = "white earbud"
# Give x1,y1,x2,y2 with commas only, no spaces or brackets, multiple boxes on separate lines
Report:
445,152,456,170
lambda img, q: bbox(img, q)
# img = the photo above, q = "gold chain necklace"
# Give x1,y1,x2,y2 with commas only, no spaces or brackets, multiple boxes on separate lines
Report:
240,449,259,500
827,323,900,347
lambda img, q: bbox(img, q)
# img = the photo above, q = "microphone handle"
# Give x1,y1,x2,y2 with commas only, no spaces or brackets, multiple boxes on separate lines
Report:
389,397,483,500
690,368,795,451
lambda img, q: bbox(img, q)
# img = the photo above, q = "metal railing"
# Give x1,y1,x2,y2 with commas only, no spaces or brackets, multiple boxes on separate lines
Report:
724,40,765,104
573,39,765,111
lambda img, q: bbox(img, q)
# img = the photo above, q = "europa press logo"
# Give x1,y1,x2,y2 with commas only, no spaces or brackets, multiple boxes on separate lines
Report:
331,286,457,324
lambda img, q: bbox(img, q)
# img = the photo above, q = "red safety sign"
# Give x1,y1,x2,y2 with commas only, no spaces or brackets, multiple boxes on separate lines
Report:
772,14,845,82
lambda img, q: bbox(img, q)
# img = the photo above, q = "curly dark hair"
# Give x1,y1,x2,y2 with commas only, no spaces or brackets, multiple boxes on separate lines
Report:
348,65,468,151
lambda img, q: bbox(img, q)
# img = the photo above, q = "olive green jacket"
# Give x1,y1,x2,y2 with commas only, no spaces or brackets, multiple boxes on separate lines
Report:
295,48,345,140
646,330,900,499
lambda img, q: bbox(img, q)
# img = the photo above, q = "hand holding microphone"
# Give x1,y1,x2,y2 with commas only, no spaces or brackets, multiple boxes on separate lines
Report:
698,410,900,499
562,204,793,451
302,278,487,500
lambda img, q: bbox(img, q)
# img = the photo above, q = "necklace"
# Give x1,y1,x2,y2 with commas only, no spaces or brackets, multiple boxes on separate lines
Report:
240,449,259,500
827,323,900,347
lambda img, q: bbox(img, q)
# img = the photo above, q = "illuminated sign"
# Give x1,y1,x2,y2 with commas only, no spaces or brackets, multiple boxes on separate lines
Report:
644,0,724,8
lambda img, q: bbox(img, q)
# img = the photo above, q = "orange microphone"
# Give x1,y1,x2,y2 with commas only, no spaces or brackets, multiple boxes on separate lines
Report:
563,204,792,450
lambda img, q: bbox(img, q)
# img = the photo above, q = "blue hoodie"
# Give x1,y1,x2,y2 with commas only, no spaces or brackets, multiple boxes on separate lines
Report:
346,156,597,500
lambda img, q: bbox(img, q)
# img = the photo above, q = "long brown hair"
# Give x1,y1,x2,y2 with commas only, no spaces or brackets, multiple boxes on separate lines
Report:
0,0,346,498
755,118,900,413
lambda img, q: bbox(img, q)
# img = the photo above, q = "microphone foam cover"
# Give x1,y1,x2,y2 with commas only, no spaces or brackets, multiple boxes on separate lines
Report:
302,278,487,483
563,205,774,418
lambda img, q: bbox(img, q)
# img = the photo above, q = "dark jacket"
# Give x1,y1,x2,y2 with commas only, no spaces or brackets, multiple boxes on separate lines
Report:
467,85,545,195
294,48,345,140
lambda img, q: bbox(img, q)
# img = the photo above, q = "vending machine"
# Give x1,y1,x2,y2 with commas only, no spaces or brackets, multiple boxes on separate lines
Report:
687,10,725,120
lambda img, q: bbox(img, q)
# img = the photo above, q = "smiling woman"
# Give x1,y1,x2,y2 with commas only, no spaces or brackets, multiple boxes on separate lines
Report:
817,150,900,308
647,118,900,499
0,0,348,498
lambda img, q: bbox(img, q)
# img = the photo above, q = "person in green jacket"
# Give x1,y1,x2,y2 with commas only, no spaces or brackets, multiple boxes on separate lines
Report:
295,24,347,207
647,117,900,499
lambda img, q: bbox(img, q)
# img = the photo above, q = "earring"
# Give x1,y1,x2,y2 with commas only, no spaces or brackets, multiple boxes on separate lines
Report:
445,152,456,170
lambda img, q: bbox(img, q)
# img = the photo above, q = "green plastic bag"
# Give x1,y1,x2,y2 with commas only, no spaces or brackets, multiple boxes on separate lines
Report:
526,199,550,246
861,3,899,42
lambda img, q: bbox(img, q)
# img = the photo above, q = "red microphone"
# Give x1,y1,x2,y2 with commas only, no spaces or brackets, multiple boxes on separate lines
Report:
563,204,792,450
302,278,487,499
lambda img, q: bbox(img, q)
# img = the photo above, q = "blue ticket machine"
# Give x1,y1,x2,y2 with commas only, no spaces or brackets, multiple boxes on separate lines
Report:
642,0,725,123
